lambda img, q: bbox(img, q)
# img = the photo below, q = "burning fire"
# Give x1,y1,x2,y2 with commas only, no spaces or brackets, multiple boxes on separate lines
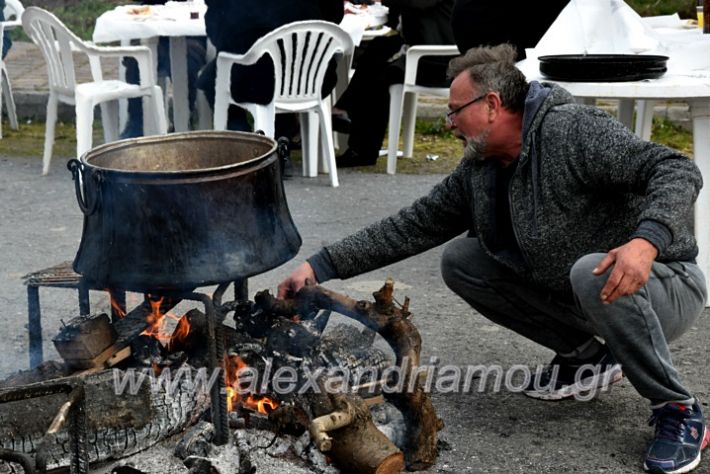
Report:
140,296,192,350
108,290,126,318
225,354,278,415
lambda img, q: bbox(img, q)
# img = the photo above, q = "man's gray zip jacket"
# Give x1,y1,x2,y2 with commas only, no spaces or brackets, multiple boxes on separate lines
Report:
309,82,702,293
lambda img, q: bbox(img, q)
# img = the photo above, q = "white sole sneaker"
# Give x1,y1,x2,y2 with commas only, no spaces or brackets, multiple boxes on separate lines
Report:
524,363,624,401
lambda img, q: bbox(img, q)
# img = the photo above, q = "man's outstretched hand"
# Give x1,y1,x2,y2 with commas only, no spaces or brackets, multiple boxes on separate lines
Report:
277,262,317,299
592,238,658,304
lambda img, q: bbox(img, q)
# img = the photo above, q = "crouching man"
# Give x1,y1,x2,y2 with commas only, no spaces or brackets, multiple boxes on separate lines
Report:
278,44,709,473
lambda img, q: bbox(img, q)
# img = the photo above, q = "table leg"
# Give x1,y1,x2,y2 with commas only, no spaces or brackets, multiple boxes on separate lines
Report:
618,99,634,130
634,100,654,141
170,36,190,132
689,99,710,306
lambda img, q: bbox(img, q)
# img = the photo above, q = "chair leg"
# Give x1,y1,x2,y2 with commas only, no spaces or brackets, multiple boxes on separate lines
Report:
402,92,418,158
387,84,404,175
42,93,59,175
2,66,18,130
317,102,338,187
75,95,95,159
251,104,275,137
299,111,318,177
618,99,634,130
213,74,230,131
196,90,213,130
149,86,169,135
100,100,120,144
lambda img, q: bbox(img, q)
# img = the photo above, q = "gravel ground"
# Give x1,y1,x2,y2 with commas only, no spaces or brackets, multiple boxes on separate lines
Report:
1,153,709,473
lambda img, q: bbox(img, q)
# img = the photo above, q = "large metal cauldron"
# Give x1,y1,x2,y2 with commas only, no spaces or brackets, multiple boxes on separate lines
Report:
68,131,302,293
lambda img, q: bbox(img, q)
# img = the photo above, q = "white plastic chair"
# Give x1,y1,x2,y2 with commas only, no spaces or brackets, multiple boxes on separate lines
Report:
0,0,23,138
213,20,354,187
386,45,459,175
22,7,167,175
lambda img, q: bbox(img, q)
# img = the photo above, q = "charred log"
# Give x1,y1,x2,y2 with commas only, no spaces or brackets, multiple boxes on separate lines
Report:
0,367,207,470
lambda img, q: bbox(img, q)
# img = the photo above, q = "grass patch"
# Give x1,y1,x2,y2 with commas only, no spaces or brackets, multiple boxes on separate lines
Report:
0,119,104,158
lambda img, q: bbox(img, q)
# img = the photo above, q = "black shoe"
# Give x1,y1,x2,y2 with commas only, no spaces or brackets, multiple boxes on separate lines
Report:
336,149,377,168
119,124,143,140
331,113,351,134
523,347,623,401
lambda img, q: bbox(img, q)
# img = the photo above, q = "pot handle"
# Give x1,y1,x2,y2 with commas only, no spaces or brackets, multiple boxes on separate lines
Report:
67,159,102,216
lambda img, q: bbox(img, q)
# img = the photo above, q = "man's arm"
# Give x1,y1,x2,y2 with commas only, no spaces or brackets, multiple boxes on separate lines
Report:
277,160,475,297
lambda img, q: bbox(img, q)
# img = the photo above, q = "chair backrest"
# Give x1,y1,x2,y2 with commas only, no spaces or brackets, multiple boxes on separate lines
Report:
22,6,84,96
247,20,354,106
3,0,24,26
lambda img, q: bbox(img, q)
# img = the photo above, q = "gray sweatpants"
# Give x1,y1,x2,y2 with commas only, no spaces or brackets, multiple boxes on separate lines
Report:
440,238,707,404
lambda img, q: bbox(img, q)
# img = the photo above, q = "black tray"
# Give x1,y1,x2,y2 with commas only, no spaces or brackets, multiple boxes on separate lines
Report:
538,54,669,82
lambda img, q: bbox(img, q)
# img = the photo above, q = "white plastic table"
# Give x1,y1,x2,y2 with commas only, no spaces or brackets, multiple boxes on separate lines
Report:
93,3,388,132
94,3,207,132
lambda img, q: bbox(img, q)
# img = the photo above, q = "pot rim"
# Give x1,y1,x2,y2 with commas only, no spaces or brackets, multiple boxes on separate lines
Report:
78,130,278,175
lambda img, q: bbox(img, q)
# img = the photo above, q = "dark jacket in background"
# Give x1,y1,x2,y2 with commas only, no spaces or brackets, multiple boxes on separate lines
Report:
337,0,455,160
199,0,343,107
1,0,12,59
452,0,569,58
387,0,455,85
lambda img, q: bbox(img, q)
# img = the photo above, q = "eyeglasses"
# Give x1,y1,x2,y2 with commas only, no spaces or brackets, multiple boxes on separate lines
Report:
445,93,487,126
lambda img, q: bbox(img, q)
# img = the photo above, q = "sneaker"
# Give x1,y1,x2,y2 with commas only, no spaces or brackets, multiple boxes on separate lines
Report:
645,400,710,473
523,347,623,401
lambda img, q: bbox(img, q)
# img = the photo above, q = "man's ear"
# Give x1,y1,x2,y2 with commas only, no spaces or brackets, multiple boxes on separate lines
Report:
486,92,502,122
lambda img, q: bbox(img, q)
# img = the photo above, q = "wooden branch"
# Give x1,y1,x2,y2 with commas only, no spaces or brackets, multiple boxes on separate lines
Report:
315,394,404,474
264,279,443,471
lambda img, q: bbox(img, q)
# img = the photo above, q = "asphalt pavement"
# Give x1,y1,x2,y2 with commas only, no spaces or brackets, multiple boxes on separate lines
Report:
1,30,707,474
1,152,709,474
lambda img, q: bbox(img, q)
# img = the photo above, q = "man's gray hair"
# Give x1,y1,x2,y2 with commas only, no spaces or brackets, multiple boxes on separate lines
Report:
448,44,529,113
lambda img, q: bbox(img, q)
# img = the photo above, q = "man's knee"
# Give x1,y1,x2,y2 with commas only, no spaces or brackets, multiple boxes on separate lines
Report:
569,253,608,304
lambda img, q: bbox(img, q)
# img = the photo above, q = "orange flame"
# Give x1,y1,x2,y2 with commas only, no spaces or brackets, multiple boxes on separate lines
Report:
224,354,278,415
107,290,126,318
168,313,192,351
140,296,188,347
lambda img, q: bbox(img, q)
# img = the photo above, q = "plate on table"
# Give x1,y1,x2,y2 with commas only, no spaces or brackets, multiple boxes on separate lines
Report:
538,54,669,82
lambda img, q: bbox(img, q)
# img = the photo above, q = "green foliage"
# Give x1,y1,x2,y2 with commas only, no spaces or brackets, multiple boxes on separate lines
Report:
626,0,696,18
651,117,694,155
19,0,121,41
51,0,120,40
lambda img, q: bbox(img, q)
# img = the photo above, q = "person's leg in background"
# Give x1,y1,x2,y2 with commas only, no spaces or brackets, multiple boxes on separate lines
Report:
1,0,11,59
335,35,405,167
